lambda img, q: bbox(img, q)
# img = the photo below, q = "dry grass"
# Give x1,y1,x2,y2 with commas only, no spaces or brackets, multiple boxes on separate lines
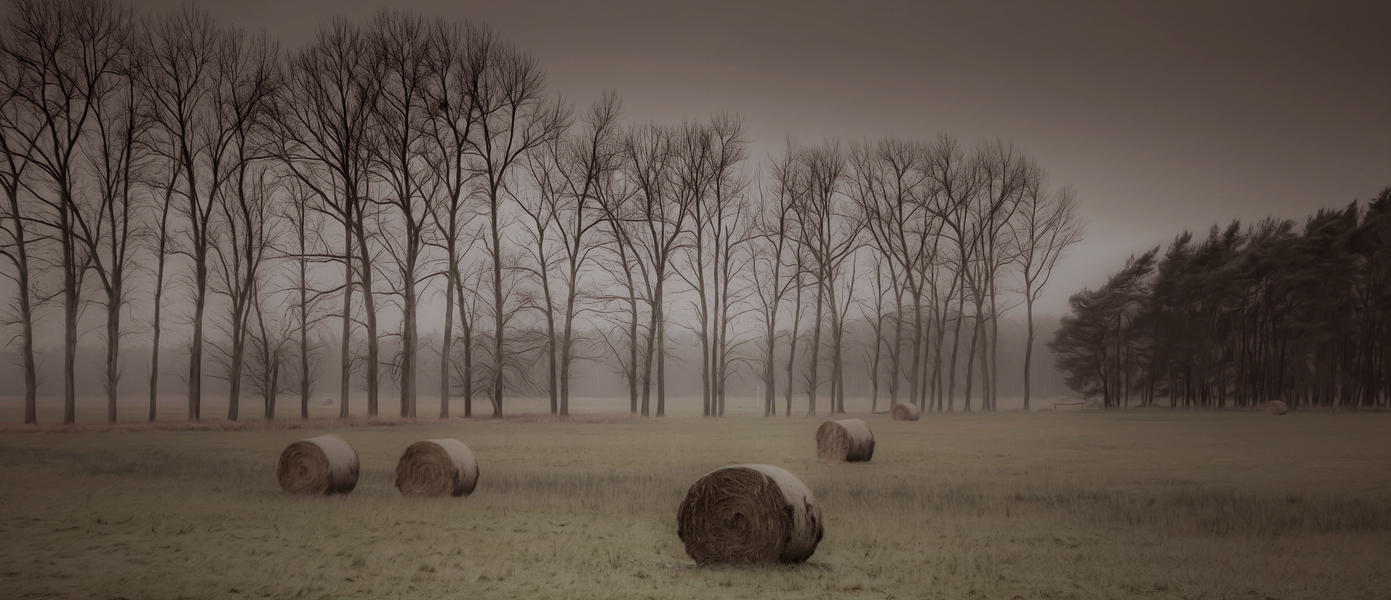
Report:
1,410,1390,599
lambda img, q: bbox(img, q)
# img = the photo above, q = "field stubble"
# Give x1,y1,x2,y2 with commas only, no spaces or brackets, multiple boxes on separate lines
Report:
1,410,1389,599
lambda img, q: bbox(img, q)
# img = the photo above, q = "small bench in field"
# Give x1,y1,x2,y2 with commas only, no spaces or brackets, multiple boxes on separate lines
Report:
1053,402,1086,411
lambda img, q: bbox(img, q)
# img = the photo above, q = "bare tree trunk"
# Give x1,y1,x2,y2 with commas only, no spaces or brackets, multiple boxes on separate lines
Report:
890,287,903,406
964,307,983,413
400,247,417,419
104,280,120,422
946,284,967,411
149,188,172,422
188,247,207,421
61,194,80,424
641,274,657,417
339,231,353,418
627,280,640,414
806,276,824,416
656,289,667,418
456,276,473,418
353,222,380,417
440,268,455,418
559,285,575,416
786,274,803,417
489,194,505,417
402,262,417,418
2,178,39,424
988,281,1000,410
300,276,310,421
542,267,558,415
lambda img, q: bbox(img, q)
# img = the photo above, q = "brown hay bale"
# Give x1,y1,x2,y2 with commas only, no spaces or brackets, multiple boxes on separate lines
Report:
395,438,479,497
815,418,875,462
1265,400,1288,415
890,402,921,421
277,434,359,494
676,464,823,565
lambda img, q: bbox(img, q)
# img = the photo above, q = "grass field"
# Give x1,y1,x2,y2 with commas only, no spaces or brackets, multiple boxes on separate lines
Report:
2,409,1390,599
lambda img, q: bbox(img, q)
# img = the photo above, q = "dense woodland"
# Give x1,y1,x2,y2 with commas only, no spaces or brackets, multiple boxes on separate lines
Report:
1050,190,1391,410
2,0,1088,424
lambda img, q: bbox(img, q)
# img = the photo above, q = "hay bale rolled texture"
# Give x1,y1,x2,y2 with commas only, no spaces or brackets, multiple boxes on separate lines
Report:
816,418,875,462
677,464,823,565
277,434,359,494
1265,400,1288,415
395,438,479,497
891,402,921,421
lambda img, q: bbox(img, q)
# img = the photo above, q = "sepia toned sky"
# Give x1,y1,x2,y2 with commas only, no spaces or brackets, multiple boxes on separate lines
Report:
135,0,1391,316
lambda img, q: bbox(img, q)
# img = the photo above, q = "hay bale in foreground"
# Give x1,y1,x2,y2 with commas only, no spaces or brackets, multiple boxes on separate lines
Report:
277,434,359,494
1265,400,1288,416
891,402,921,421
816,418,875,462
395,438,479,497
677,464,823,565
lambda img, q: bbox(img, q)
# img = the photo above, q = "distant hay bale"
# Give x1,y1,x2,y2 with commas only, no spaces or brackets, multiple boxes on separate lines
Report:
890,402,921,421
395,438,479,497
816,418,875,462
1265,400,1288,415
277,434,359,494
676,464,823,565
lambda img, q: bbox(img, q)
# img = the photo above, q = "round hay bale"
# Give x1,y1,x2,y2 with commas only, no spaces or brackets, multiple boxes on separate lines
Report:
395,438,479,497
890,402,921,421
815,418,875,462
676,464,823,565
1265,400,1288,415
277,434,359,494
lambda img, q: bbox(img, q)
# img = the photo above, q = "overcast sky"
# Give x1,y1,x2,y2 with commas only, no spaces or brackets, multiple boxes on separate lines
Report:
136,0,1391,316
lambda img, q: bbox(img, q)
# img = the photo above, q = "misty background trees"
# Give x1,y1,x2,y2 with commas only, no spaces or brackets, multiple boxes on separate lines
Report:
4,0,1101,423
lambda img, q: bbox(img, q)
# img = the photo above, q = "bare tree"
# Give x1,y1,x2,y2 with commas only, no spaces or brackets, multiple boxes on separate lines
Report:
923,136,982,411
367,10,432,418
971,140,1030,411
458,24,564,417
594,161,643,414
2,0,126,424
849,139,931,409
517,93,619,415
706,115,751,417
858,253,892,412
283,178,329,419
517,143,563,413
1011,179,1082,409
672,122,716,416
247,271,292,419
143,5,257,420
751,146,801,417
677,114,749,417
621,123,695,417
554,93,622,416
0,23,43,424
204,25,276,422
792,142,858,416
420,18,481,419
74,12,142,422
140,153,178,421
271,17,383,418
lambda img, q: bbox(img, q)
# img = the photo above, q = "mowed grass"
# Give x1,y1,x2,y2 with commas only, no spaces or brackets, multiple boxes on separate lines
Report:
2,410,1390,599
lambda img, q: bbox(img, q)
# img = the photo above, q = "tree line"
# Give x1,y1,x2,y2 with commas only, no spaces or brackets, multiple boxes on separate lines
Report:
0,0,1083,424
1050,189,1391,410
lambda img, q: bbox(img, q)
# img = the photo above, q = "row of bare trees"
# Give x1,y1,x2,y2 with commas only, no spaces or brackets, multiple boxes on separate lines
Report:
750,137,1083,418
0,0,1083,424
